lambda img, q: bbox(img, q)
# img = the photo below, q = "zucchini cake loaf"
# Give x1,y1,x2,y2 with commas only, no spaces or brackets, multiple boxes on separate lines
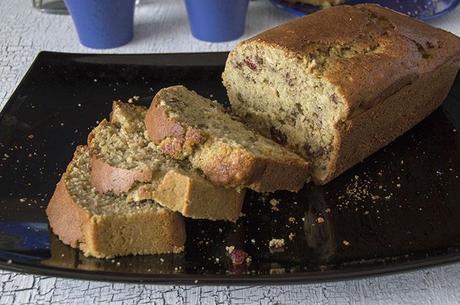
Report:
145,85,310,193
223,4,460,184
88,101,244,221
46,146,186,258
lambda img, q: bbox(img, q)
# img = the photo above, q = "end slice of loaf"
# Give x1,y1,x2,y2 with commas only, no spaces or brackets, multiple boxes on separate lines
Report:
46,146,186,258
145,85,310,193
88,101,244,221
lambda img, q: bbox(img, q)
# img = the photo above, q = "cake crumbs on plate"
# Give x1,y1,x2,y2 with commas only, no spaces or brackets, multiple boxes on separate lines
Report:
269,267,286,275
316,216,325,224
269,238,285,249
270,198,280,211
225,245,235,254
127,96,140,104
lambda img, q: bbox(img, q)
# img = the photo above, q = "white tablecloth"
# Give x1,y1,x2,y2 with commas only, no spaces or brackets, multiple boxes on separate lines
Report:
1,0,460,304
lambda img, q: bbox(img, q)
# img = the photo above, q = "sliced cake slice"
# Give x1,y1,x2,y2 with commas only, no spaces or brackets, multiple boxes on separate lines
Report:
88,101,244,221
144,85,310,193
46,146,186,258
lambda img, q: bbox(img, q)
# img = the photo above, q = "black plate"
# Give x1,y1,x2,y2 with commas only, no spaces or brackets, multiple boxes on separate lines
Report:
0,51,459,284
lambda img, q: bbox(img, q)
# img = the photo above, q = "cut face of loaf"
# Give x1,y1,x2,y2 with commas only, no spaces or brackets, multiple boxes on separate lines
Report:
88,102,244,221
223,4,460,184
145,85,310,192
46,146,186,258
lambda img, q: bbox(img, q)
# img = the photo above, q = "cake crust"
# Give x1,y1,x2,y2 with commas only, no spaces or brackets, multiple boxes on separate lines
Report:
89,153,153,194
325,58,460,184
47,178,90,249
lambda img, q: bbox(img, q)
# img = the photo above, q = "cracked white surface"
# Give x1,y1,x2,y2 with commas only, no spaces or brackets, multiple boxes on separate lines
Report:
0,0,459,304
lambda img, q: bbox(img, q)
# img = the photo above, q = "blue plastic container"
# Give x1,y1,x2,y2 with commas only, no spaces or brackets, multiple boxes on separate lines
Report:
185,0,249,42
64,0,135,49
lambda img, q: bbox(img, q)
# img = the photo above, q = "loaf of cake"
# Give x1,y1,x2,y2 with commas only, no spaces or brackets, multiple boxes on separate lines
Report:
88,101,244,221
144,85,310,192
223,4,460,184
46,146,186,258
286,0,343,8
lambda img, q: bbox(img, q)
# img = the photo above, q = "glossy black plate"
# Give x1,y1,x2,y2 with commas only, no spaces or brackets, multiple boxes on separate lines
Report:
0,51,459,284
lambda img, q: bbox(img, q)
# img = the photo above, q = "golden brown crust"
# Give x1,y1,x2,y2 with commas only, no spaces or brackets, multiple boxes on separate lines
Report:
318,58,460,184
145,99,206,159
46,177,91,249
244,4,460,118
194,144,265,188
89,154,152,194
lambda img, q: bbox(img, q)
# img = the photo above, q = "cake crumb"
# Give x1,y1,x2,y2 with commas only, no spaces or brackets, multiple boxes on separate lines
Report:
288,232,296,240
342,240,351,246
27,134,34,139
269,267,286,275
316,217,325,224
325,208,331,213
225,245,235,254
288,217,296,223
270,198,280,211
127,96,140,104
228,249,248,265
269,238,285,249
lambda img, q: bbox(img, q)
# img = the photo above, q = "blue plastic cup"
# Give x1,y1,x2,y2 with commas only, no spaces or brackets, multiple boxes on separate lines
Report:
184,0,249,42
64,0,135,49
